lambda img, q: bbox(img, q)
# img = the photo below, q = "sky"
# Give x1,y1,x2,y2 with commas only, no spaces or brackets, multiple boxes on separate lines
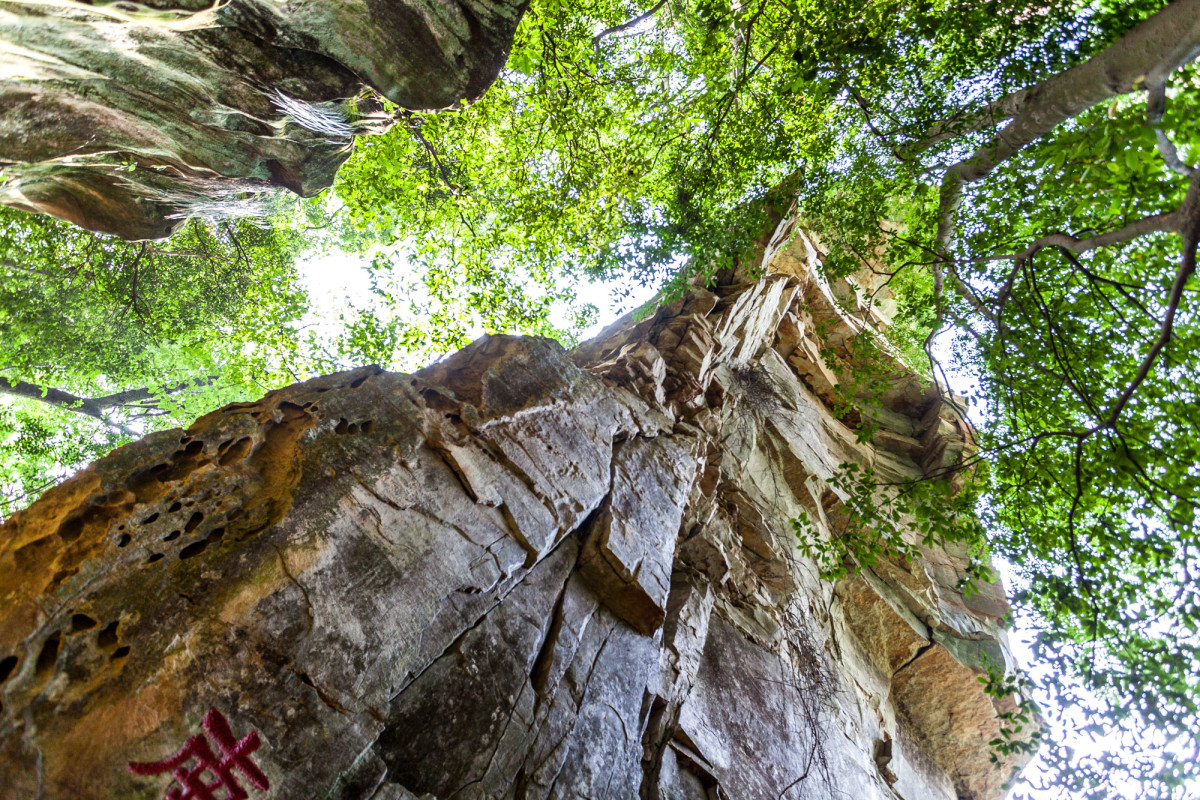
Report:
297,248,661,363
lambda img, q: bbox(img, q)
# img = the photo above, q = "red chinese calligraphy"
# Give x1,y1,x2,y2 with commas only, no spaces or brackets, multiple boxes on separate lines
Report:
127,707,270,800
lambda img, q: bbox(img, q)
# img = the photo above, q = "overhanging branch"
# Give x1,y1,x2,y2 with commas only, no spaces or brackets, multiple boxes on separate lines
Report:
903,87,1030,157
0,380,107,421
911,0,1200,161
933,0,1200,256
593,0,669,48
0,376,217,422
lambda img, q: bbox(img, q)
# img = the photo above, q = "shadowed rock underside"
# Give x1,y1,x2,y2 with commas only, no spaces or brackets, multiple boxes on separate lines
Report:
0,0,526,239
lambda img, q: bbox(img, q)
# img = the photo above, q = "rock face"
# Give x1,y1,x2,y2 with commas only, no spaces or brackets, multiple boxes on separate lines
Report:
0,210,1035,799
0,0,525,239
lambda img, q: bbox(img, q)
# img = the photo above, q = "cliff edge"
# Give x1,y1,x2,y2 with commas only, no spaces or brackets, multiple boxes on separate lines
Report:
0,211,1035,799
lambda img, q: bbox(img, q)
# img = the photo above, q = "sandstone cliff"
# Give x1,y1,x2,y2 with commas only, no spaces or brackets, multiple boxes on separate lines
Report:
0,0,525,239
0,210,1033,799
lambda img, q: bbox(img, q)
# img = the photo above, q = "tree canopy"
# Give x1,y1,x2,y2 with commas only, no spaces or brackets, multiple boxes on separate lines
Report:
3,0,1200,796
0,207,312,515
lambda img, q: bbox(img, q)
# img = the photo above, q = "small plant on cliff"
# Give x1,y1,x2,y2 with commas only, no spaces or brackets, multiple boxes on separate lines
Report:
792,462,994,593
979,658,1047,790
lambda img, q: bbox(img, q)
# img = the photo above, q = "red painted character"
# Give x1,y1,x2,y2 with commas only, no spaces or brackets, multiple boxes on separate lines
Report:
127,708,270,800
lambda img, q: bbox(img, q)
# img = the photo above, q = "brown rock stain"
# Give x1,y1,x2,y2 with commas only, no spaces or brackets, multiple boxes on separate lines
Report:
46,679,179,797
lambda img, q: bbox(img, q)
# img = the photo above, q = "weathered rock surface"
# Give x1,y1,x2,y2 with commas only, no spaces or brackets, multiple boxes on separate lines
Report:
0,0,525,238
0,210,1035,799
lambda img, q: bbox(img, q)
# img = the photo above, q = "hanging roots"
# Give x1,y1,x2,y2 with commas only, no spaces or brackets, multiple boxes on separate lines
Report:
123,175,286,225
268,90,355,142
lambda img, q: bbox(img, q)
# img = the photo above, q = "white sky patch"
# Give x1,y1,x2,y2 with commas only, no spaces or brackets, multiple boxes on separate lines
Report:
570,273,660,341
297,249,376,328
299,248,660,365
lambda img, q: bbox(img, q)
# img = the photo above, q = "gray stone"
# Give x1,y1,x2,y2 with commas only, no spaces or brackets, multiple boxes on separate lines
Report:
0,218,1037,799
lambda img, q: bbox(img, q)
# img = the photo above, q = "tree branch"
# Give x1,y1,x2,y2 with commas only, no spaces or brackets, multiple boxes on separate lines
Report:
911,0,1200,160
1003,213,1178,263
988,170,1200,441
903,87,1031,157
1145,79,1196,178
0,380,106,420
845,84,911,162
988,209,1181,323
0,257,55,277
933,0,1200,256
0,377,216,420
593,0,669,48
90,377,216,408
1090,168,1200,432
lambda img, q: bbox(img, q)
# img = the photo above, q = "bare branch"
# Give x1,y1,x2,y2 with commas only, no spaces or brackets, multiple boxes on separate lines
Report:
0,376,217,420
1005,213,1178,262
1090,168,1200,432
0,380,106,420
593,0,669,48
845,84,911,162
1145,80,1196,178
988,211,1180,320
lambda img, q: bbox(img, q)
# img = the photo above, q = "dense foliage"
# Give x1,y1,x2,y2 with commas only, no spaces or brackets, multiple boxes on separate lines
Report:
0,207,311,515
328,0,1127,353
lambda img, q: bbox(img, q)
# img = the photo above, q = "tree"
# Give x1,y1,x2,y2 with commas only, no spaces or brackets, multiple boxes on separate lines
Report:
319,0,1200,796
0,206,311,517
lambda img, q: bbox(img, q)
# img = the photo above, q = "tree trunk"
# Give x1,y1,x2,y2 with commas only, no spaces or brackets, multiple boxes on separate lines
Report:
0,211,1036,800
0,0,527,239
